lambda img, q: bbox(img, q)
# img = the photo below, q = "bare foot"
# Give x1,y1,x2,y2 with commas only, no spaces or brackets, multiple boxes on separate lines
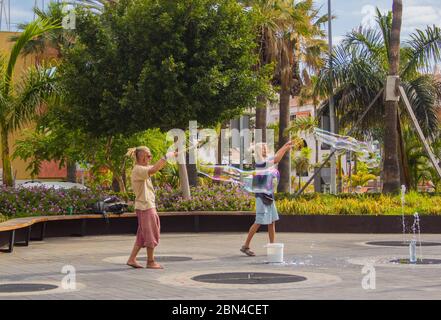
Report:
126,260,143,269
147,260,163,269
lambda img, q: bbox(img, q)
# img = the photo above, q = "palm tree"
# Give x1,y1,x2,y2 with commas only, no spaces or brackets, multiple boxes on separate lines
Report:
0,19,59,186
274,0,327,192
383,0,403,193
315,7,441,194
243,0,288,142
11,2,70,60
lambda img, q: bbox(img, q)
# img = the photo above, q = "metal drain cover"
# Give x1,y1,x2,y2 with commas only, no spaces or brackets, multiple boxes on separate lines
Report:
192,272,307,284
0,283,58,293
366,241,441,247
138,256,192,262
390,258,441,265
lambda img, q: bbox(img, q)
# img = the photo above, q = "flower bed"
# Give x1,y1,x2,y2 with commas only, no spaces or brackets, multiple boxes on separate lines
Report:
0,184,254,221
2,184,441,223
0,186,106,219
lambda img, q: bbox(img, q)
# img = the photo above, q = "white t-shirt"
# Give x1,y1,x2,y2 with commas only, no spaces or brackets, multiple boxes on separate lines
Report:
131,165,156,210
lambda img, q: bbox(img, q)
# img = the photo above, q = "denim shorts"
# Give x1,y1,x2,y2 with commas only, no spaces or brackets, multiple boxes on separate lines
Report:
255,197,279,225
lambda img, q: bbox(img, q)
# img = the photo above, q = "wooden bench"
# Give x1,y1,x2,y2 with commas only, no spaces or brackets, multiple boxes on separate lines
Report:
0,211,254,253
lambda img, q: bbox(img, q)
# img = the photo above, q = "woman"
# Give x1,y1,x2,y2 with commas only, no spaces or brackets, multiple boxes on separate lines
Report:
240,140,294,256
126,146,176,269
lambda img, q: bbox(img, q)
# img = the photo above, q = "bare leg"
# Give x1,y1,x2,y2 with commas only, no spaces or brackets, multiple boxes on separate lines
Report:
147,247,163,269
244,223,260,248
127,244,143,268
268,223,275,243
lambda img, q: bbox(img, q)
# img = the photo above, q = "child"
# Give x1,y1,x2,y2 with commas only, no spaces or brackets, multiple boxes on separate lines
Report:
126,146,176,269
240,140,294,256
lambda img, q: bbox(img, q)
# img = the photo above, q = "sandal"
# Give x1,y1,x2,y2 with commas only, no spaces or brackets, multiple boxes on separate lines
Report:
147,260,163,269
126,261,143,269
240,246,255,256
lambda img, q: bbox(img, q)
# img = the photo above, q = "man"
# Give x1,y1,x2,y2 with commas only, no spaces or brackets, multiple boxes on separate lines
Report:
126,146,176,269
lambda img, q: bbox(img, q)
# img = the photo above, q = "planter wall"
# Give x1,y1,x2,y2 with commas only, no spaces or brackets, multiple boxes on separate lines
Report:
2,213,441,250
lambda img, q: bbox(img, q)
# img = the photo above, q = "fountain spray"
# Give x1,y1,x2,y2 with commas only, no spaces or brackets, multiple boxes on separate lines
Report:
400,185,406,244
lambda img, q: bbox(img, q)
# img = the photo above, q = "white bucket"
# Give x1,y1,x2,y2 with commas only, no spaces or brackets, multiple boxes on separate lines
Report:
265,243,284,263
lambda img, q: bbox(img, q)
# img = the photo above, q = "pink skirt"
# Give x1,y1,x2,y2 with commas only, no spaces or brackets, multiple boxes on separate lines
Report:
135,208,160,248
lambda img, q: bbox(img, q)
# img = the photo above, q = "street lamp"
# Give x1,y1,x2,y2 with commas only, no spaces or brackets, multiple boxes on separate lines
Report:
328,0,337,194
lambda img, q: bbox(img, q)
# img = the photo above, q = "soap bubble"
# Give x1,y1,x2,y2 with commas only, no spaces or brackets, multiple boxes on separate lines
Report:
313,128,381,168
198,164,279,194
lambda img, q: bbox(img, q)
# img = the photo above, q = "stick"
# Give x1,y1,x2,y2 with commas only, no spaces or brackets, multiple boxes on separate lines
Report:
296,89,384,196
399,86,441,180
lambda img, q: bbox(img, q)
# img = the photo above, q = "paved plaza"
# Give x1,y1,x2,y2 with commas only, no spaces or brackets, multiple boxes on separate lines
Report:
1,232,441,299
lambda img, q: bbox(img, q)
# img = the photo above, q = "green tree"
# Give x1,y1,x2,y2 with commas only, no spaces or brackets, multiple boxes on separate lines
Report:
13,111,168,193
292,146,311,190
59,0,266,136
53,0,266,194
0,19,59,186
315,7,441,193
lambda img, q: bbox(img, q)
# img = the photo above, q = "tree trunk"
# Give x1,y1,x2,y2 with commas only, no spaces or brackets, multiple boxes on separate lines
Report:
255,95,267,143
382,0,402,194
178,163,191,199
1,127,13,187
112,173,126,194
278,87,291,192
186,163,198,187
66,160,77,183
337,154,343,193
174,136,191,199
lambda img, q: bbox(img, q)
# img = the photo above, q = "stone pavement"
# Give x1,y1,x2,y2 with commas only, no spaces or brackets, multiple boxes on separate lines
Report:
1,232,441,299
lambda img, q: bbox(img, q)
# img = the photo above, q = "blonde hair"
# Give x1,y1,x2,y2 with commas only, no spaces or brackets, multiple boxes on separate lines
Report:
126,146,151,161
253,142,267,163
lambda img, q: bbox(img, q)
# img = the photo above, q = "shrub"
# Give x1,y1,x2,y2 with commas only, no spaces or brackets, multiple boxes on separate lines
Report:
0,186,107,218
276,191,441,215
156,184,254,212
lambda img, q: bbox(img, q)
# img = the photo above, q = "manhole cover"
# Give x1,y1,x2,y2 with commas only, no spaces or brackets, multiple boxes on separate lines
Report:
192,272,307,285
0,283,58,293
138,256,192,262
366,241,441,247
390,258,441,265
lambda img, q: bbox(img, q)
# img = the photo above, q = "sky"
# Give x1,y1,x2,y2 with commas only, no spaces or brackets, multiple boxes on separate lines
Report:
2,0,441,44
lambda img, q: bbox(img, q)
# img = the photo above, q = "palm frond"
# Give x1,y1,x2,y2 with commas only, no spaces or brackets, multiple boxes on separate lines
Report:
10,65,59,131
342,27,386,64
5,19,60,94
401,25,441,78
375,8,392,60
401,75,441,139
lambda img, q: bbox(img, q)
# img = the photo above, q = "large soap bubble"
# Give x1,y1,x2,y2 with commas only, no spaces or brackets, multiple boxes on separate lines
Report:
198,164,280,194
313,128,381,168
